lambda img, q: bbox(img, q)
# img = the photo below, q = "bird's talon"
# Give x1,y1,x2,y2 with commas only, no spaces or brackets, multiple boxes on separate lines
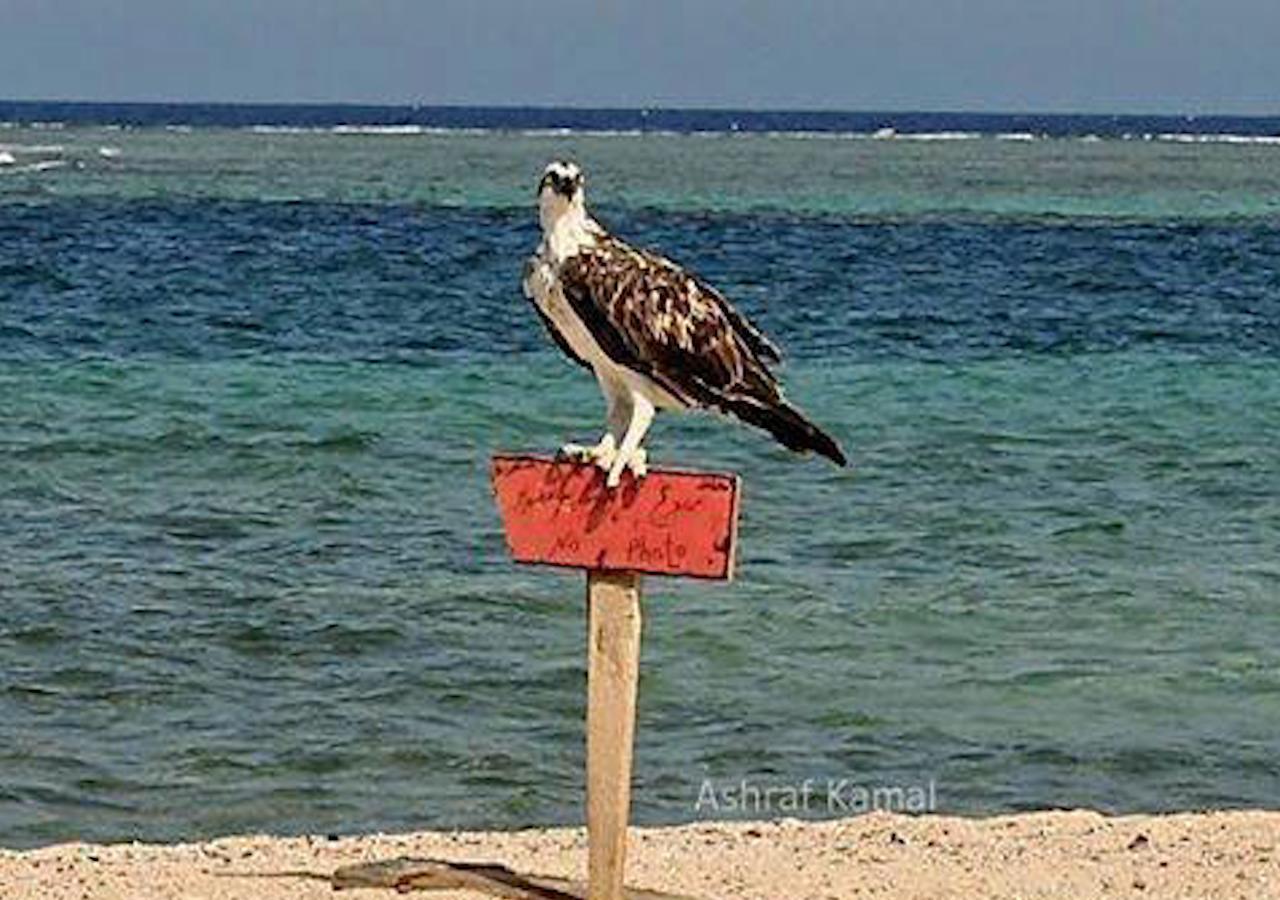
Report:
558,443,591,461
561,436,618,471
593,434,618,471
604,447,646,488
627,449,648,479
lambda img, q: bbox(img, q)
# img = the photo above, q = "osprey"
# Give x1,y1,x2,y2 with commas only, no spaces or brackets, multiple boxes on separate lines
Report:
522,160,847,487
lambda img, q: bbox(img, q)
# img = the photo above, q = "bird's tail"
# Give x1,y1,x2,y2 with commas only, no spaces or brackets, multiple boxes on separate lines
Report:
725,396,848,467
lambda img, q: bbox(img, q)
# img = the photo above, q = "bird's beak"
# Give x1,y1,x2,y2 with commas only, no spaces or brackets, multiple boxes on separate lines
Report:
537,172,554,195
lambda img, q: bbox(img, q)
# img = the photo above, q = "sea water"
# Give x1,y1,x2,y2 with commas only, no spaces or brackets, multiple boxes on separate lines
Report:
1,106,1278,848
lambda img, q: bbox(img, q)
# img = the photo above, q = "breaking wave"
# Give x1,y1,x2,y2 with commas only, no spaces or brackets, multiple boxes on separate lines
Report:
233,125,1280,146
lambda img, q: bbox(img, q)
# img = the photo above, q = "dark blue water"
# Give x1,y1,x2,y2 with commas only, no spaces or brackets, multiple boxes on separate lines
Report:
4,201,1280,362
5,99,1280,138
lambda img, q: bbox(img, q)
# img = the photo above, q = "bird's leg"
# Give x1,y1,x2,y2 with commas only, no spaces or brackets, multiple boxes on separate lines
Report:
597,383,631,474
559,377,629,471
607,392,654,488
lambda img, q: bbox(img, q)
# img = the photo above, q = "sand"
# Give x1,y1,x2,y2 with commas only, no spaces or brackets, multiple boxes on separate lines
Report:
3,810,1277,899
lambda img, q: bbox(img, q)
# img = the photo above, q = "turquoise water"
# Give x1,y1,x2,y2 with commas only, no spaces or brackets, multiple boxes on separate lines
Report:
2,122,1279,848
8,126,1280,218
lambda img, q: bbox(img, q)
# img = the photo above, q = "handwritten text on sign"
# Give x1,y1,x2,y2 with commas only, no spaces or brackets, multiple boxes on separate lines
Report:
491,455,740,580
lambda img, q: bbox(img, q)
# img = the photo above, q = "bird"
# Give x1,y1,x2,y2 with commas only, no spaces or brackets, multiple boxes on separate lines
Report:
522,159,847,488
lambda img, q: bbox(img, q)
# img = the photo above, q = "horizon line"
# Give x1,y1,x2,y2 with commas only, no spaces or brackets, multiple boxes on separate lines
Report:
2,98,1279,121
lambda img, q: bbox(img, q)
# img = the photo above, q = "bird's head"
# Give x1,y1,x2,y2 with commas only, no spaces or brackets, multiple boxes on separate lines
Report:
537,159,586,230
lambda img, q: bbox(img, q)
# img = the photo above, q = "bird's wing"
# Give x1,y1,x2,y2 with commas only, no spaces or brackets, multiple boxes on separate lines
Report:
558,233,848,467
558,235,782,407
691,275,782,364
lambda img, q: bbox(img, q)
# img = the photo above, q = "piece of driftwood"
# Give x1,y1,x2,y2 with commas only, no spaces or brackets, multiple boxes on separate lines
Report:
222,856,699,899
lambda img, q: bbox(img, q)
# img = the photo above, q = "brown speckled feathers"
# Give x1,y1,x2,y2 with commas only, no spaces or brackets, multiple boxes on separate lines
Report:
556,234,847,466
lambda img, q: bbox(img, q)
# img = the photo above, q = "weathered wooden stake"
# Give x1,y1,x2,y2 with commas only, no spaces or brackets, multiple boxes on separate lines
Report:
492,454,740,900
585,570,643,900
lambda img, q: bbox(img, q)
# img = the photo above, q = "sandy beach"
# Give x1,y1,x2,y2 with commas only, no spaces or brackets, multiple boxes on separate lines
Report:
3,809,1277,899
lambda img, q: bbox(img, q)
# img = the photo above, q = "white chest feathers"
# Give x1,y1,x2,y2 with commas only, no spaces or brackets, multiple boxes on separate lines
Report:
523,205,603,367
523,250,604,370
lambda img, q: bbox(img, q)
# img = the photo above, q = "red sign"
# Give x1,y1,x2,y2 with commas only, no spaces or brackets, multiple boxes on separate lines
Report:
491,454,740,580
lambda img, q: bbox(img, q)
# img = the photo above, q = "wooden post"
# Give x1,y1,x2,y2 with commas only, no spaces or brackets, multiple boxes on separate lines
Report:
586,570,642,900
492,454,739,900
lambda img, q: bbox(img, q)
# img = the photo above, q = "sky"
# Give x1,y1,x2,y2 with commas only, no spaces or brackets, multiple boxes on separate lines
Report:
2,0,1278,114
